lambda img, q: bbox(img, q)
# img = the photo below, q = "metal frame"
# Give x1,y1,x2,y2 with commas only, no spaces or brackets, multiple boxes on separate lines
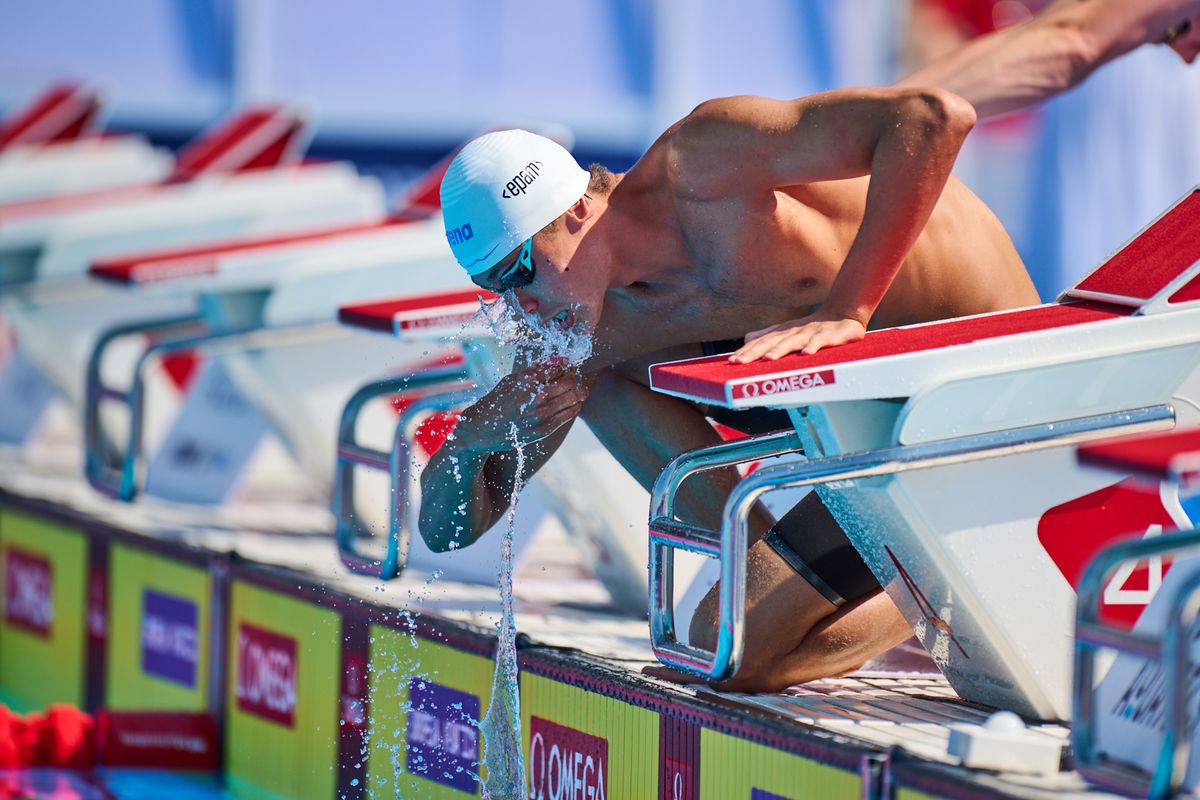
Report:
83,315,341,500
332,337,501,580
84,313,207,500
332,371,479,579
649,405,1176,682
1074,521,1200,798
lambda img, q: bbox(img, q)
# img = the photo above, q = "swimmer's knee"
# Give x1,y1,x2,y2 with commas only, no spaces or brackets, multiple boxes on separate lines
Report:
688,591,720,652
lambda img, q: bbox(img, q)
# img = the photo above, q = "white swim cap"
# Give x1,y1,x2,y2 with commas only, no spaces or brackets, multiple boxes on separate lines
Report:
440,129,590,276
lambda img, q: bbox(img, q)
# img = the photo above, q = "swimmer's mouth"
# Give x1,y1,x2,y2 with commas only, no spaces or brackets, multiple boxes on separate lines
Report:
548,308,573,331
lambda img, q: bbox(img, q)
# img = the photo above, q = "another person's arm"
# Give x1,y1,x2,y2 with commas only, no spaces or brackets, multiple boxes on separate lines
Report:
899,0,1199,119
671,87,976,361
418,360,587,551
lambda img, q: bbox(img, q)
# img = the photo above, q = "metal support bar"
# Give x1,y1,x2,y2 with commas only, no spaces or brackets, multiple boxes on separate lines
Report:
649,405,1176,682
648,429,806,675
332,367,473,579
84,313,207,500
1074,528,1200,800
85,317,345,501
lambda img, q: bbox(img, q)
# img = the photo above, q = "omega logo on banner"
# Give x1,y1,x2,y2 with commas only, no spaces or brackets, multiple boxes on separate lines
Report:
234,622,297,727
3,547,52,637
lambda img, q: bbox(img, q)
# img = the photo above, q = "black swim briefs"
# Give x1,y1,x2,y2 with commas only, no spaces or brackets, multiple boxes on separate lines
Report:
698,338,880,606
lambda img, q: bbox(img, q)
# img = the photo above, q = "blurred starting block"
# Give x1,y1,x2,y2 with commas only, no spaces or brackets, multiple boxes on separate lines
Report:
334,290,655,614
1072,426,1200,798
0,104,381,287
0,84,174,203
0,105,384,450
76,145,472,503
647,187,1200,720
0,84,103,151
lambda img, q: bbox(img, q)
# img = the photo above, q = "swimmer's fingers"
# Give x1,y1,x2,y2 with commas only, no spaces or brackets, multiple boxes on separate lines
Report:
730,327,802,363
730,319,865,362
515,384,589,442
796,319,865,354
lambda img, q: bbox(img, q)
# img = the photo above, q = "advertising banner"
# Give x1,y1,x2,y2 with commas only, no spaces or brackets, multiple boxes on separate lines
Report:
106,544,210,711
368,627,493,798
225,580,340,800
0,510,86,711
521,673,657,800
699,728,859,799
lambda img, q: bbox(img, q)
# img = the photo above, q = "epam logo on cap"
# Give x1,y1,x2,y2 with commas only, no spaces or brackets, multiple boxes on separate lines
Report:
502,160,543,198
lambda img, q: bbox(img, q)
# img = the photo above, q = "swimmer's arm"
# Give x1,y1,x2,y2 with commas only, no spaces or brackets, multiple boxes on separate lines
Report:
899,0,1195,119
417,426,572,552
417,363,587,552
674,88,974,355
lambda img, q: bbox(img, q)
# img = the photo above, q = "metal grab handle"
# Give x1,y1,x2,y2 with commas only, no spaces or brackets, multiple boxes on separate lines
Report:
84,314,206,500
332,367,473,579
649,429,805,677
85,317,344,501
1074,529,1200,800
649,405,1176,683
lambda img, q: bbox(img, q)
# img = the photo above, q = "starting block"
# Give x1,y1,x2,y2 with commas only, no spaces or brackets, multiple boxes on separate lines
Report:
0,85,175,203
75,140,474,502
647,187,1200,720
334,289,503,580
1071,426,1200,797
0,105,378,287
0,84,102,151
0,106,384,450
334,290,655,614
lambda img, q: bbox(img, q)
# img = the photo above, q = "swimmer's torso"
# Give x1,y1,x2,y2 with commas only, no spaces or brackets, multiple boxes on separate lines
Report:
591,136,1038,365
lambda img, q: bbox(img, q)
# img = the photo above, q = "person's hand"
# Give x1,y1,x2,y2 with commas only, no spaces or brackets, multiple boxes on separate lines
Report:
453,359,588,452
729,312,866,363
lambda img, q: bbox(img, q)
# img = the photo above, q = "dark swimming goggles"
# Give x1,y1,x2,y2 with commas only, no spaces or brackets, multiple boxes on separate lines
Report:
493,237,535,292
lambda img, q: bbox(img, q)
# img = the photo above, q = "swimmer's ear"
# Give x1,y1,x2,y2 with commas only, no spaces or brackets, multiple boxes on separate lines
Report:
563,194,594,229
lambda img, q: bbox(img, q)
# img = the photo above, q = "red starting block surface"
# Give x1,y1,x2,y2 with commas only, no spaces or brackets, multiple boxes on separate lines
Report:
652,184,1200,409
170,106,306,179
1068,189,1200,307
0,84,101,151
0,106,308,222
1078,427,1200,489
89,218,409,285
650,301,1130,406
338,289,497,334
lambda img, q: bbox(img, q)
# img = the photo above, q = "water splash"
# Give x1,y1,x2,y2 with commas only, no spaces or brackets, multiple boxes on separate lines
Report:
478,421,528,799
475,293,593,368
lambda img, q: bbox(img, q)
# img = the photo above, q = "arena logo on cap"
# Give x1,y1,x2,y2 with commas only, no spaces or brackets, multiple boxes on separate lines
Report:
141,589,198,688
528,716,608,800
405,678,480,792
502,160,544,198
234,623,297,727
3,546,52,637
446,223,474,246
736,370,835,400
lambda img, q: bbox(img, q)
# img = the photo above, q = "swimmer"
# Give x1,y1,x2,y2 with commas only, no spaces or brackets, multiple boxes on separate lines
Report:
421,88,1039,692
901,0,1200,118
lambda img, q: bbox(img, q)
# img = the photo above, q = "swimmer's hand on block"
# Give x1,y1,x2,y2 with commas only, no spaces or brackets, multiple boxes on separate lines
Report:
731,309,867,363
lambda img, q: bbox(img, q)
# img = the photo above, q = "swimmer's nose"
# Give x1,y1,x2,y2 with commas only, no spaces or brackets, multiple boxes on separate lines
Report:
513,288,538,315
